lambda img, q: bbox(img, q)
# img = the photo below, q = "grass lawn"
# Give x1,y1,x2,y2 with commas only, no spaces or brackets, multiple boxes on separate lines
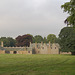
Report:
0,54,75,75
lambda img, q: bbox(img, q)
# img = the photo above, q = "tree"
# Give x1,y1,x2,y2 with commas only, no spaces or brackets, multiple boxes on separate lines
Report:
7,37,16,47
43,37,47,43
47,34,57,43
16,34,32,47
59,27,75,55
61,0,75,27
0,37,16,47
55,38,60,43
27,34,34,43
33,35,43,43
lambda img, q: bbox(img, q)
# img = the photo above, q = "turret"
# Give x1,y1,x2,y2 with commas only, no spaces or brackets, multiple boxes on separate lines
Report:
1,41,3,47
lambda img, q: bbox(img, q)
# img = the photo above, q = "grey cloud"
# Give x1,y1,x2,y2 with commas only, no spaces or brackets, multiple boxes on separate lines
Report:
0,0,70,38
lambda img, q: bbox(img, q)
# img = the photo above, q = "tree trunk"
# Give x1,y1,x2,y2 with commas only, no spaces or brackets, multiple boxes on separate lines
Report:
71,52,75,55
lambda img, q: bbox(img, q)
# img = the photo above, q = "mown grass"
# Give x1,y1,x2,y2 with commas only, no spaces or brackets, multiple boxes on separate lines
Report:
0,54,75,75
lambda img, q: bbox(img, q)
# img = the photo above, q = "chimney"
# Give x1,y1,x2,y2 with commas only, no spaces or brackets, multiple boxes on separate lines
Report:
1,41,4,47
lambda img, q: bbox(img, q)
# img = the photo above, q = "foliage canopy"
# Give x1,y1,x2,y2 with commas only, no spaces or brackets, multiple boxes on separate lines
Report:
0,37,15,47
61,0,75,27
16,34,32,47
47,34,57,43
33,35,43,43
59,27,75,54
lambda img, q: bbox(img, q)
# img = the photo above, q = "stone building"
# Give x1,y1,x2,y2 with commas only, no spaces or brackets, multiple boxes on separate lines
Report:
30,42,59,54
4,47,32,54
0,41,60,54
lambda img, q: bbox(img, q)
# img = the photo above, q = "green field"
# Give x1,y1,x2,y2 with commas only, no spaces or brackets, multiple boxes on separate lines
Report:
0,54,75,75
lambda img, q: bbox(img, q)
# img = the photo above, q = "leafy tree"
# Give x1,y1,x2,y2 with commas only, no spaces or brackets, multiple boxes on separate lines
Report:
16,34,32,47
59,27,75,55
26,34,34,43
0,37,8,47
0,37,16,47
61,0,75,27
55,38,60,43
32,37,35,43
43,37,47,43
33,35,43,43
7,37,16,47
47,34,57,43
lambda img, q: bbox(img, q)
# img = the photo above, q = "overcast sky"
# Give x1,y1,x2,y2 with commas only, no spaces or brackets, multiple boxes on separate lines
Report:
0,0,70,38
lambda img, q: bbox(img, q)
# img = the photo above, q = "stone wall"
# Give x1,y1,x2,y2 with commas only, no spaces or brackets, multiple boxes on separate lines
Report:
50,44,59,54
0,50,5,54
4,47,32,54
0,42,60,54
60,52,71,54
33,42,59,54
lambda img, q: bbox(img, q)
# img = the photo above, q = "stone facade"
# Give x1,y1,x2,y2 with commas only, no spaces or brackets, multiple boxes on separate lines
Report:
0,41,60,54
0,50,5,54
4,47,32,54
60,52,71,54
31,42,59,54
0,41,71,55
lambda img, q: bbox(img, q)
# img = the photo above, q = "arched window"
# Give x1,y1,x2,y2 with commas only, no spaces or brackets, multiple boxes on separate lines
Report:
13,51,17,54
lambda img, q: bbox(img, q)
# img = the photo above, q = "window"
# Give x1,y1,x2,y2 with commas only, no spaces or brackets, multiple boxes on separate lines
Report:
51,47,52,49
55,47,56,49
13,51,17,54
28,51,30,53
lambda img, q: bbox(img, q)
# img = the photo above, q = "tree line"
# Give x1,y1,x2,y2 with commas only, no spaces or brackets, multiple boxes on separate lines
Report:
0,34,58,47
